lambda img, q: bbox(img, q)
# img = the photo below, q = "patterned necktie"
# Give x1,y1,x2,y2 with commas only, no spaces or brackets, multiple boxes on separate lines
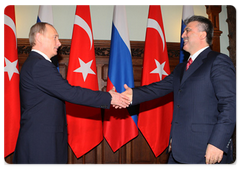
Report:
186,58,193,70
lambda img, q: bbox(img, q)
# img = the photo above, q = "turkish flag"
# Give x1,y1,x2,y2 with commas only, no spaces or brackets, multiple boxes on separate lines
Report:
4,5,21,158
66,5,102,158
138,5,173,157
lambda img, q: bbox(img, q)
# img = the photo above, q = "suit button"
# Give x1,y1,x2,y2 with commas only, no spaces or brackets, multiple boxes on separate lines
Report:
178,89,182,92
177,105,180,108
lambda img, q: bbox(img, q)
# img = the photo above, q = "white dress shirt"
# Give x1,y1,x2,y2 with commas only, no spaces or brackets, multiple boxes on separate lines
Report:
188,46,209,62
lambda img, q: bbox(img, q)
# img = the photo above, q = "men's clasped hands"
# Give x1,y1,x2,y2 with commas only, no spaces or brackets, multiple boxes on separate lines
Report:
111,84,132,109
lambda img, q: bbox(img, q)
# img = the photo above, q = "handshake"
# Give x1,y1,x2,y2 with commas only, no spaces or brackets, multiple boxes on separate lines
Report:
109,84,133,109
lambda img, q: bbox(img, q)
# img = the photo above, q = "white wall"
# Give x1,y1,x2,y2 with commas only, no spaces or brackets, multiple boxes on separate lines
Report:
14,5,229,55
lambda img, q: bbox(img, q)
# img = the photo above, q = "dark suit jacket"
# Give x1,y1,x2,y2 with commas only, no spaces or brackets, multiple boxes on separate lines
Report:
132,47,236,163
13,51,111,163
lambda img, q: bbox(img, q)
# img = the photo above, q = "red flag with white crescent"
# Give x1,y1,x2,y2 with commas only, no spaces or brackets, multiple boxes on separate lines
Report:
138,5,173,157
4,5,21,158
66,5,102,158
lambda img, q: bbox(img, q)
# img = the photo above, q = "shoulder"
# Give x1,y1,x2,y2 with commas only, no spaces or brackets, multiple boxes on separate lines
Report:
210,52,235,79
209,51,234,68
200,49,234,69
21,51,55,75
206,49,229,61
22,51,45,67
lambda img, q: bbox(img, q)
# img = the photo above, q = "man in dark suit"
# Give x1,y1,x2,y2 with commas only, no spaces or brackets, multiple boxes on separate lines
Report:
13,22,130,164
122,16,236,164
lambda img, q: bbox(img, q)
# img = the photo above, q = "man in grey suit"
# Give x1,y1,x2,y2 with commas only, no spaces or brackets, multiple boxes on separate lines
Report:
13,22,130,163
122,16,236,164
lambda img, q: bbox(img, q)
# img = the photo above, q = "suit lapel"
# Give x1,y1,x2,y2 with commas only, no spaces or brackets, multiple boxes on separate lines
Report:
181,47,211,85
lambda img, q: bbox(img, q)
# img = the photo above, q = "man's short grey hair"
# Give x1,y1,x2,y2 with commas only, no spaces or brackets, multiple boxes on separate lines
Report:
184,15,214,45
29,22,53,47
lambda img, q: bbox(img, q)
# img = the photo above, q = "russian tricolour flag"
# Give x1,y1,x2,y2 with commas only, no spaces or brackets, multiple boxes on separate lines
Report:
37,5,53,24
179,6,194,63
103,5,138,152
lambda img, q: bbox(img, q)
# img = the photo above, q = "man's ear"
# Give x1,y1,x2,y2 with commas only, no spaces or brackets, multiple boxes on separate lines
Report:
200,31,207,40
35,32,42,45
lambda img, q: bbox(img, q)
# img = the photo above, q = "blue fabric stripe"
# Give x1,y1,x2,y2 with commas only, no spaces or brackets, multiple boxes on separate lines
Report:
37,16,41,23
108,23,134,92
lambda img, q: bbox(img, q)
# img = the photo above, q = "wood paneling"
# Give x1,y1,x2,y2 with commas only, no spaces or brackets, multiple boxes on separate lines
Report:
206,5,222,52
226,5,236,162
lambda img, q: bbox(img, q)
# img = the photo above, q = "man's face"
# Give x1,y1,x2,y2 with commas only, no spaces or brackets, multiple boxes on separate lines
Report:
41,25,61,58
181,21,203,55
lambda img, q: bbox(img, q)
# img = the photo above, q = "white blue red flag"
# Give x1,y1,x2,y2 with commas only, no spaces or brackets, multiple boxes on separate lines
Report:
179,5,194,63
138,5,173,157
66,5,103,158
103,5,138,152
4,5,20,158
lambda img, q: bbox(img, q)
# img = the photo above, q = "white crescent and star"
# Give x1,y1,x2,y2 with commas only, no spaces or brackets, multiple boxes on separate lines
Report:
4,14,19,81
147,18,168,80
73,15,96,82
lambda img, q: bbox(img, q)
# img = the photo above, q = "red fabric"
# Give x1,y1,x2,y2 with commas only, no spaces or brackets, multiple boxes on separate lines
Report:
66,5,102,158
4,5,21,158
138,5,173,157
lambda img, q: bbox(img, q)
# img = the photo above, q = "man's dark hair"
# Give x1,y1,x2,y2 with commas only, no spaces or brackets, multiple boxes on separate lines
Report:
184,15,214,45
